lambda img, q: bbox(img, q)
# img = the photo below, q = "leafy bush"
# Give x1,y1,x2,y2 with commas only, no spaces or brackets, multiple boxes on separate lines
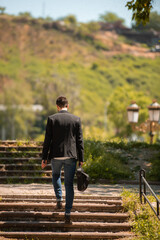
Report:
83,140,133,181
148,152,160,181
83,139,160,182
93,40,109,51
104,140,160,150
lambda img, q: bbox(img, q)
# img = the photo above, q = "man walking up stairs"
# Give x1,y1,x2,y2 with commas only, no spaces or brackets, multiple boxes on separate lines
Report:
41,96,84,224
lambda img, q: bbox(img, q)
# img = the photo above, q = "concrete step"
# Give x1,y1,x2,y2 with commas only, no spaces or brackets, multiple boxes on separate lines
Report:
0,170,52,176
0,176,52,183
0,202,123,213
0,164,51,170
0,146,42,151
0,157,42,164
0,194,122,200
0,211,129,223
0,231,134,239
0,198,122,205
0,151,41,157
0,140,43,146
0,220,131,232
0,221,131,232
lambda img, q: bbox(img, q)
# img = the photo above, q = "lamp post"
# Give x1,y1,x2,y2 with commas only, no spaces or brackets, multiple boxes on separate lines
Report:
127,100,160,144
127,101,140,124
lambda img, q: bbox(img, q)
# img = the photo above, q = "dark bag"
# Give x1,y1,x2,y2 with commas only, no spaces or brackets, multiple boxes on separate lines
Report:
76,167,89,192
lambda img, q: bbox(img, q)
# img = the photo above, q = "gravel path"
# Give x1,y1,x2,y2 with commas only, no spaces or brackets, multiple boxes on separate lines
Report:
0,183,159,196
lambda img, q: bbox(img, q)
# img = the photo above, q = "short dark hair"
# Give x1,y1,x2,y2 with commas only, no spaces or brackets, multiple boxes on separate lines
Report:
56,96,68,108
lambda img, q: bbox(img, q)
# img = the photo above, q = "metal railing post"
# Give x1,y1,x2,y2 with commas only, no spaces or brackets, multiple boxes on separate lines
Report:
139,169,142,204
157,200,159,217
139,169,160,220
143,169,146,204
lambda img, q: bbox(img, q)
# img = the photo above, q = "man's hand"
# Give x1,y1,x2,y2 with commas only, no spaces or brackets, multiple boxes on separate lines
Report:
79,161,83,167
41,160,47,169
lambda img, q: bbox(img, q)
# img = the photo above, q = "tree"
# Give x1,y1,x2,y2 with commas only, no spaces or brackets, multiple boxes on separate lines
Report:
58,15,77,25
45,16,53,22
85,21,100,32
107,85,151,137
0,78,35,139
65,15,77,25
132,11,160,31
75,21,100,37
126,0,153,25
99,12,125,24
0,7,6,14
18,12,32,18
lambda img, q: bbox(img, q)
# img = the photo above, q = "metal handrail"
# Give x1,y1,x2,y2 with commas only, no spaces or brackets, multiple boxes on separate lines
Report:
139,169,160,220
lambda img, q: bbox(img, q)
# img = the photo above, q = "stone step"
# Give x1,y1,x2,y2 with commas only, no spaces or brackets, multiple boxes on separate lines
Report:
0,170,52,176
0,164,51,170
0,146,42,151
0,231,134,239
0,157,42,164
0,203,123,213
0,140,43,146
0,211,128,223
0,151,41,157
0,194,122,200
0,198,122,205
0,176,52,183
0,221,131,232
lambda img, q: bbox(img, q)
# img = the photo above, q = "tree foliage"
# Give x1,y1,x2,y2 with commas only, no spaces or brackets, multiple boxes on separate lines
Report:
99,12,125,24
0,7,5,14
75,21,100,40
107,85,152,137
18,12,32,18
132,11,160,31
0,80,35,139
126,0,153,25
45,16,54,22
58,14,77,25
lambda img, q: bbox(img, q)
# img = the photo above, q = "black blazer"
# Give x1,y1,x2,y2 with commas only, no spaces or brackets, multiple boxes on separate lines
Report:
42,110,84,162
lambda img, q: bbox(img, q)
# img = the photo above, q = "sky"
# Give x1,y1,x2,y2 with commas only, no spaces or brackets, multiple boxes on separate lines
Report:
0,0,160,27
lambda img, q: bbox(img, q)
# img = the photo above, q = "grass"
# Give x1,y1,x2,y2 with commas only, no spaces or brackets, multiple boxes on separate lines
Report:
122,189,160,240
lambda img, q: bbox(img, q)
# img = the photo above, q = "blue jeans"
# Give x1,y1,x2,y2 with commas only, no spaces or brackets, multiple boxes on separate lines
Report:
51,158,77,214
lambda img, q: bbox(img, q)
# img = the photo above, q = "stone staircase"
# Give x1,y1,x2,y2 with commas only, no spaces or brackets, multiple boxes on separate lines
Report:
0,141,52,184
0,141,133,239
0,194,133,240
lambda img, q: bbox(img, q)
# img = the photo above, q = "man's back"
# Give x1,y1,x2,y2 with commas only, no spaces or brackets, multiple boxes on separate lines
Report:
42,110,84,162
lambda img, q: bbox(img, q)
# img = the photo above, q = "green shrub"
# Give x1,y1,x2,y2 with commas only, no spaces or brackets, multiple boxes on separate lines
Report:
148,152,160,181
104,140,160,150
93,40,109,51
83,139,133,181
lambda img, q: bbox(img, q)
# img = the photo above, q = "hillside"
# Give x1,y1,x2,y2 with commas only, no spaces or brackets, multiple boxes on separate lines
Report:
0,14,160,140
